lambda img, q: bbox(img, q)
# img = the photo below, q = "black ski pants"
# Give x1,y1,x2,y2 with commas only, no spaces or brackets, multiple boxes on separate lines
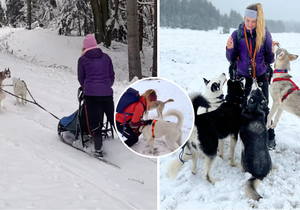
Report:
84,95,114,150
116,121,139,147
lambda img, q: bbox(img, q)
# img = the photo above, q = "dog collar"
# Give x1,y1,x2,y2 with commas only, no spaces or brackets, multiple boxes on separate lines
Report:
274,69,288,73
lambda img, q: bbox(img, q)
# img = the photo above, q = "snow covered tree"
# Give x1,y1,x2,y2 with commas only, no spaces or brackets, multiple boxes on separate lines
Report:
90,0,109,44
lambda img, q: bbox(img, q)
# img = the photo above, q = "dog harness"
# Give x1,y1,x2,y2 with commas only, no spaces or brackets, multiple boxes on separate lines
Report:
273,69,299,102
137,120,157,138
151,120,157,138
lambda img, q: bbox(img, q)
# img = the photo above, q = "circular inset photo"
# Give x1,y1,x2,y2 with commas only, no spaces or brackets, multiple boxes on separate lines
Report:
114,77,194,157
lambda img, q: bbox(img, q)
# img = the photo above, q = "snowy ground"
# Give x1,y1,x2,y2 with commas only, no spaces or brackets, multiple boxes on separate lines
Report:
0,27,156,209
159,27,300,209
116,78,194,157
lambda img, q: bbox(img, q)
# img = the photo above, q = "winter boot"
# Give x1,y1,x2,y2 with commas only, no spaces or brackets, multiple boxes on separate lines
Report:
93,149,104,158
92,132,103,157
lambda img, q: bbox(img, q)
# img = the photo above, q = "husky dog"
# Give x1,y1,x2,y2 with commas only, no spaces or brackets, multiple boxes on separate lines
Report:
167,79,245,183
145,99,174,119
140,109,183,154
240,82,272,201
267,45,300,129
12,77,27,105
0,68,11,109
197,73,227,114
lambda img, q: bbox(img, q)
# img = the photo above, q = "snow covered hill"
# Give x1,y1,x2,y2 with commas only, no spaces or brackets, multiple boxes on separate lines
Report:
0,27,156,209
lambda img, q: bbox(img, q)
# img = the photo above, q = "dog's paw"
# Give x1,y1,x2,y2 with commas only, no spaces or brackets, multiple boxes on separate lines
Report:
191,169,198,175
208,177,220,185
270,123,277,129
230,159,236,167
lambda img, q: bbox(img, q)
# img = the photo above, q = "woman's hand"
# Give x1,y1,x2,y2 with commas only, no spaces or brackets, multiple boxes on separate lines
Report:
227,36,234,49
272,41,279,53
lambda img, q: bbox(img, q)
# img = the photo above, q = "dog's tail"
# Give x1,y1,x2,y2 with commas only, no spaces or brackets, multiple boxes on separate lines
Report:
164,109,183,129
245,177,262,201
190,93,211,116
167,157,184,179
163,99,174,105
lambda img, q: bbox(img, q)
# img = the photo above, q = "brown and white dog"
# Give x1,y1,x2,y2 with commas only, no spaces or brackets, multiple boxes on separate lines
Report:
145,99,174,119
267,45,300,129
0,68,11,109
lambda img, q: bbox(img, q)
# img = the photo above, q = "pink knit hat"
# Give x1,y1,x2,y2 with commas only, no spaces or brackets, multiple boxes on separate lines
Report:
83,34,97,49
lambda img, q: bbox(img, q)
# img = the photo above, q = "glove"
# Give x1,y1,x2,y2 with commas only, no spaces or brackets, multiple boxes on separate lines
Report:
144,120,153,126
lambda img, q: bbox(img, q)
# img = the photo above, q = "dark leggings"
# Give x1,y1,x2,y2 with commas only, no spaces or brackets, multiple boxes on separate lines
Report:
116,121,139,147
84,95,114,150
237,74,275,140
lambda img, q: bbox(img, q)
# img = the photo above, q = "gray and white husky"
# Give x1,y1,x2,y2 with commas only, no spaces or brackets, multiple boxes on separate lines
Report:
240,82,272,201
267,44,300,129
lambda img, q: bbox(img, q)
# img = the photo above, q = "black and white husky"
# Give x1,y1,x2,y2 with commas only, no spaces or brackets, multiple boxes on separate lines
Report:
197,73,227,114
167,78,245,184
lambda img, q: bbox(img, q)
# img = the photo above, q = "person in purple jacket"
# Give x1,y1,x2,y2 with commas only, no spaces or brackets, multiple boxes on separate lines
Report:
226,3,278,150
78,34,115,157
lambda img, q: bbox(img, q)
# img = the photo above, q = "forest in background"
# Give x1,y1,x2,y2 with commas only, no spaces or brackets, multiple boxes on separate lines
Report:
0,0,155,47
0,0,157,80
160,0,300,33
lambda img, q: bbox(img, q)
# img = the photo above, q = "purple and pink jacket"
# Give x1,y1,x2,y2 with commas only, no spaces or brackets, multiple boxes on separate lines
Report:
77,48,115,96
226,23,274,78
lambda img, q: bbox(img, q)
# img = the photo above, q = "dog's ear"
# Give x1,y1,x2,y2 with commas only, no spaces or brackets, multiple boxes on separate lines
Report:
203,78,210,86
289,54,298,61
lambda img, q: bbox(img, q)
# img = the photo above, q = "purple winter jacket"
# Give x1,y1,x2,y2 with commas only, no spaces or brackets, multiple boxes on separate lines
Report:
77,48,115,96
226,23,274,78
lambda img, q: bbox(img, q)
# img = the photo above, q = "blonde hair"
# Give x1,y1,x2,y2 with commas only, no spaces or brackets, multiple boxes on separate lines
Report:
246,3,265,51
141,89,157,109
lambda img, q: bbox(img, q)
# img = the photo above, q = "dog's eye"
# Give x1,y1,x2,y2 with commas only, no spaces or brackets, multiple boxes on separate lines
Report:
249,98,254,103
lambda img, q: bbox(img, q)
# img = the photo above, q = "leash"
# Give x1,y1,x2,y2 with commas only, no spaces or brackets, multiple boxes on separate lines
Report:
178,147,186,163
2,86,60,120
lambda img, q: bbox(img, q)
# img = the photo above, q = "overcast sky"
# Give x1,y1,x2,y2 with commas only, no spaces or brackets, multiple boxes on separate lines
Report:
208,0,300,22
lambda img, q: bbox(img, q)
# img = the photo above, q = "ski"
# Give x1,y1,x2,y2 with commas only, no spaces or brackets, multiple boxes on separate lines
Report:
95,156,121,169
59,133,121,169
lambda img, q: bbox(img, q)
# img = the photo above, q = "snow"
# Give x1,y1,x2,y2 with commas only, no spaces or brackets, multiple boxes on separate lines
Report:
159,27,300,209
117,78,194,157
0,27,156,209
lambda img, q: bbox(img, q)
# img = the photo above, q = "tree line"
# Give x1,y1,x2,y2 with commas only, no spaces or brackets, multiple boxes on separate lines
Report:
0,0,157,80
160,0,300,33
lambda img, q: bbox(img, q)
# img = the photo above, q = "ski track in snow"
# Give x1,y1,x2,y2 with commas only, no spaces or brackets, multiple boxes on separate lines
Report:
0,28,156,209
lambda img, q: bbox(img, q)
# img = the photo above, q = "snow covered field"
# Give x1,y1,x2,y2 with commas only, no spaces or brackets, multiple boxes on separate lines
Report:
159,27,300,209
0,27,156,209
116,78,194,157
